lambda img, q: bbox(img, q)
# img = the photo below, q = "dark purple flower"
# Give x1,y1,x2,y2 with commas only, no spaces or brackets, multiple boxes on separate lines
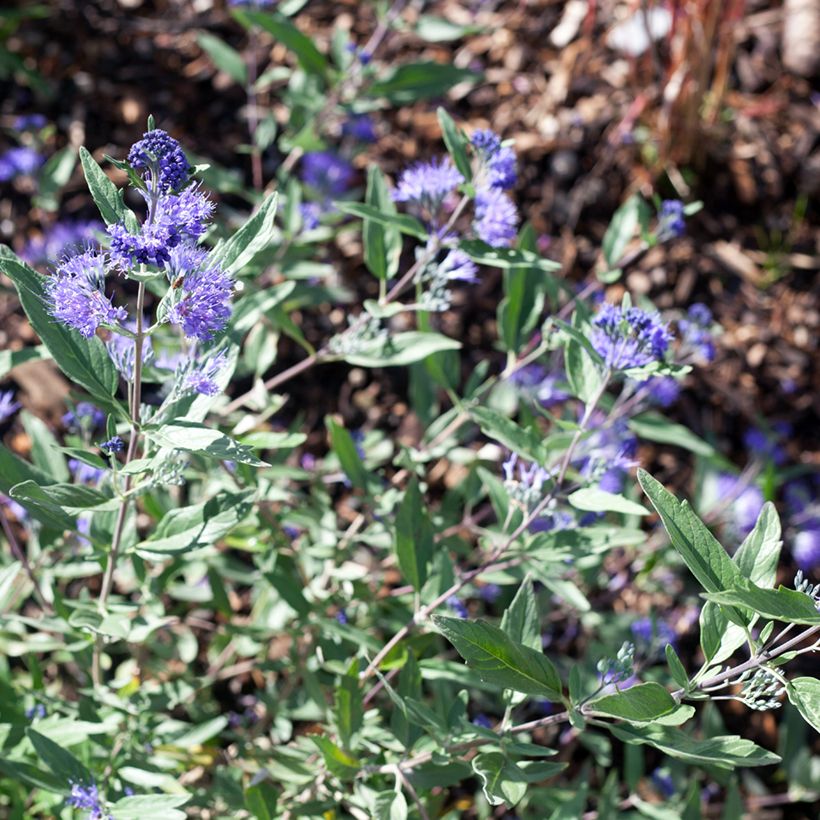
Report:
590,303,672,370
0,390,21,423
336,609,348,625
67,781,107,819
14,114,47,131
473,187,518,247
342,114,377,143
0,146,44,181
631,615,677,653
46,249,127,338
298,202,322,230
25,703,46,719
658,199,686,239
100,436,125,455
472,713,493,729
743,426,788,466
69,459,106,485
793,528,820,571
678,303,715,362
479,583,501,603
716,474,764,536
651,768,675,798
640,375,680,407
128,128,190,194
301,151,355,198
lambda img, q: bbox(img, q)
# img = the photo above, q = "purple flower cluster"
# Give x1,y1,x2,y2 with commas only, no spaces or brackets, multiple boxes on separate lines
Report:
576,414,639,495
63,402,105,431
100,436,125,455
0,146,44,182
744,424,790,466
631,615,677,653
127,128,190,194
715,473,764,537
639,374,681,407
46,249,127,338
165,247,233,342
470,129,516,190
509,364,570,408
0,390,21,424
21,220,103,268
785,476,820,571
447,596,469,618
678,303,715,362
473,187,518,247
67,781,109,820
392,157,463,210
438,249,478,283
591,303,672,370
300,151,355,198
14,114,47,131
69,459,106,485
342,114,377,143
109,184,214,268
184,351,228,396
658,199,686,239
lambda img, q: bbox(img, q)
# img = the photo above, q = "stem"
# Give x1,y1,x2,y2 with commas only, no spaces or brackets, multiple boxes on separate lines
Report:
360,372,612,683
93,281,147,686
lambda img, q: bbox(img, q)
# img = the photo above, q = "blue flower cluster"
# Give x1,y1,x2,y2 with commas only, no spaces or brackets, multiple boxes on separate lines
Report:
67,780,109,820
392,157,463,212
21,220,103,269
46,249,128,338
0,146,44,182
590,303,672,370
678,302,715,362
658,199,686,239
0,390,20,424
127,128,190,195
63,401,105,431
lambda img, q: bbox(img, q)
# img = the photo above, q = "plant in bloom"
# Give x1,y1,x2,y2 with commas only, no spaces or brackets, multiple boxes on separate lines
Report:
300,150,355,198
657,198,686,239
21,220,103,269
0,390,21,423
392,157,463,213
0,146,44,182
678,302,715,362
67,781,109,819
590,302,672,370
470,128,516,190
473,187,519,247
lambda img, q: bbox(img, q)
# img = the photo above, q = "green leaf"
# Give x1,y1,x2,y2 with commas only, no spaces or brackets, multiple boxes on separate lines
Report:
325,417,368,490
0,344,48,379
500,576,540,650
27,728,91,785
0,247,121,406
244,782,278,820
564,311,604,404
10,481,112,525
368,62,480,103
704,580,820,625
136,489,255,556
665,644,689,690
79,147,131,227
149,422,268,467
567,488,649,517
363,167,401,281
637,470,741,595
786,677,820,733
373,791,408,820
208,191,278,276
698,601,745,666
471,406,548,465
628,413,715,457
607,724,780,769
21,411,68,481
733,502,782,588
472,752,527,807
395,477,434,591
459,238,561,272
587,683,677,722
243,11,327,78
108,795,191,820
417,16,481,42
433,616,562,699
437,107,472,181
340,331,461,368
335,201,428,240
33,145,77,212
497,263,549,354
334,659,363,750
602,194,641,268
198,31,248,84
310,736,360,780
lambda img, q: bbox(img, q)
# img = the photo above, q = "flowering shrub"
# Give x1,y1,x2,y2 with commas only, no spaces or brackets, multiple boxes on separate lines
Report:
2,0,820,804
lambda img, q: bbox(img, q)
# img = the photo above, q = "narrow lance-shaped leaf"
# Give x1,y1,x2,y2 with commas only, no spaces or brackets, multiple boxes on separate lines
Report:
395,477,434,591
586,682,678,722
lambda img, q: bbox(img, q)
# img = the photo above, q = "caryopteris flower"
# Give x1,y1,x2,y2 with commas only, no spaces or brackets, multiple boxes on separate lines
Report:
0,390,21,423
0,146,44,182
47,249,127,338
127,128,190,194
67,780,109,820
300,151,355,198
21,220,102,268
100,436,125,454
392,157,463,210
470,129,516,190
166,247,233,341
678,302,715,362
473,187,518,247
590,303,671,370
184,351,228,396
439,249,478,283
658,199,686,239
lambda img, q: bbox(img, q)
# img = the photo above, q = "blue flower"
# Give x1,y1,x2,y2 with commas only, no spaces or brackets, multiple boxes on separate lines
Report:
651,768,675,798
298,202,322,230
184,351,228,396
743,425,788,466
590,303,672,370
345,42,371,65
509,364,570,407
0,390,21,423
794,529,820,572
67,780,108,820
716,474,764,536
447,596,469,619
640,375,680,407
472,713,493,729
0,146,44,181
478,583,501,603
631,615,677,653
13,114,47,131
25,703,46,719
470,129,516,190
439,249,478,283
166,249,233,342
46,249,127,338
473,187,518,247
392,157,463,210
21,220,103,268
127,128,190,194
678,303,715,362
336,609,348,625
301,151,355,198
69,459,106,485
100,436,125,454
342,114,377,143
658,199,686,239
